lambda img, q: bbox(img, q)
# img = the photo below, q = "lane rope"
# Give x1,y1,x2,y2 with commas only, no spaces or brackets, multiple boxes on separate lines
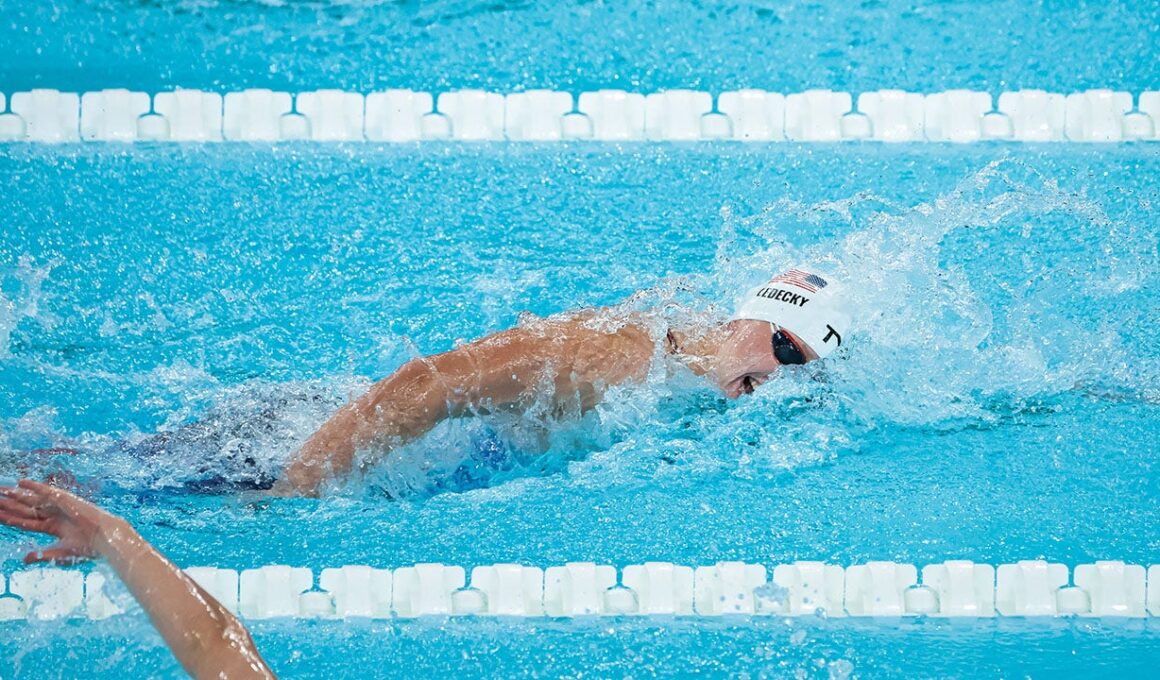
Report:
1,559,1157,620
0,88,1157,143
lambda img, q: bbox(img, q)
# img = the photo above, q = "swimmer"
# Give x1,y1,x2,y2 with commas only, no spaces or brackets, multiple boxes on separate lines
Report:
278,268,850,496
0,479,273,678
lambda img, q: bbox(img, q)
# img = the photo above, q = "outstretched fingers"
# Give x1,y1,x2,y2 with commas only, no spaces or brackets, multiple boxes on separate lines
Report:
23,545,87,566
17,479,62,501
1,481,94,566
1,486,55,517
0,510,51,534
0,495,44,520
18,478,93,519
0,489,51,531
3,485,45,505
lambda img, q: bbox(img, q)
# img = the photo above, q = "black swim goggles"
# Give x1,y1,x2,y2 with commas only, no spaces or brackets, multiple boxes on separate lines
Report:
771,324,807,365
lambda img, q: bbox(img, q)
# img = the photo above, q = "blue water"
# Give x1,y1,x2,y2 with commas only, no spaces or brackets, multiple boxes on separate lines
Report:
1,0,1158,94
5,617,1160,678
2,144,1158,677
2,0,1160,678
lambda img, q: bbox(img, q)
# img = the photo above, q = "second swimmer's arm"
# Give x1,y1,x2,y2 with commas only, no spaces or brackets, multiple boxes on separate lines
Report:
0,480,273,680
279,328,553,497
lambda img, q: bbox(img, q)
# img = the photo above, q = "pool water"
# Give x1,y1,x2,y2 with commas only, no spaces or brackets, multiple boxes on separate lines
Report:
2,0,1158,94
2,143,1158,677
2,0,1160,677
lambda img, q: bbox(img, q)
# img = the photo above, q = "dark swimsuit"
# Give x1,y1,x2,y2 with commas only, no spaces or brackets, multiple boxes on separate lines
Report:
118,390,517,496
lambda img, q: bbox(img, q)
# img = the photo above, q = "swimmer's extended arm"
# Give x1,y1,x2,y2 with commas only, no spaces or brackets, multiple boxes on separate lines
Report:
278,326,574,497
0,480,274,680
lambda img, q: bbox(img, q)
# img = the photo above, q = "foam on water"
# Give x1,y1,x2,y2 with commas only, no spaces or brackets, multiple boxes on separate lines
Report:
0,257,56,361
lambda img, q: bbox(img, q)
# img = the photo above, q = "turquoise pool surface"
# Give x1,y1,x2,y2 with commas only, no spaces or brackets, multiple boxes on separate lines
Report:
2,144,1158,677
2,0,1159,677
1,0,1158,93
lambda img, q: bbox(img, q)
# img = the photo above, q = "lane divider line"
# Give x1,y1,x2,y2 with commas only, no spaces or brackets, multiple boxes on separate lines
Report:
0,88,1157,143
2,559,1157,621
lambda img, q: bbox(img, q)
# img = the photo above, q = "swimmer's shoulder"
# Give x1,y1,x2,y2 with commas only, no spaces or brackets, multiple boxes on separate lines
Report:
513,291,697,355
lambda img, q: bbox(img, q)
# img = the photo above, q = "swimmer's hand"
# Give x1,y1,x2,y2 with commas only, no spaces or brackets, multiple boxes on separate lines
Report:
0,479,274,678
0,479,116,564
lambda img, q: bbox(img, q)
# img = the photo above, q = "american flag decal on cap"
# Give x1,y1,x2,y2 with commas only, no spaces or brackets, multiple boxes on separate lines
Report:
770,269,828,293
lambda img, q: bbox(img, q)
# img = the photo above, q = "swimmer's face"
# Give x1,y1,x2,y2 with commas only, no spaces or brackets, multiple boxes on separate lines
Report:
715,320,817,399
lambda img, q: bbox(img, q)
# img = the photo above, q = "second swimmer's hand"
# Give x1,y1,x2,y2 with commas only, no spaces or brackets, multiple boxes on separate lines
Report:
0,479,124,565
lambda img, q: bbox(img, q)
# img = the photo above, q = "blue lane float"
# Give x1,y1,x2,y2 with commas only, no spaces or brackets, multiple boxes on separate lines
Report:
0,88,1157,143
1,559,1156,621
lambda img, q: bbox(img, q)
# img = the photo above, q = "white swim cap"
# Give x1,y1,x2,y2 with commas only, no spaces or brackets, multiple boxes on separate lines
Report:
732,268,851,359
